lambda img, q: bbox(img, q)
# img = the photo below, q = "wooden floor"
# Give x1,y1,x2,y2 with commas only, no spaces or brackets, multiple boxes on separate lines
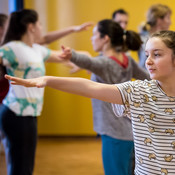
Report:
0,137,104,175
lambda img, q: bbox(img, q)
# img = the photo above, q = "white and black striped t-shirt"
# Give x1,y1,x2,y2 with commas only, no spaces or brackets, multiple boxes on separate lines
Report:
113,79,175,175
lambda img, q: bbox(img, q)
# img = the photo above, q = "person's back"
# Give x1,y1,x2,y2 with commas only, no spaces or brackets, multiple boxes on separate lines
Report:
90,54,147,138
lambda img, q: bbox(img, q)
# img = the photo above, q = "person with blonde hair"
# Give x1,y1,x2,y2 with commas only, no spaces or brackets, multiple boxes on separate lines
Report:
138,4,172,69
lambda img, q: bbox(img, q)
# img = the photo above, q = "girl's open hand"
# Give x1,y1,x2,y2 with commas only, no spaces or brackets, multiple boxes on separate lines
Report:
5,74,47,88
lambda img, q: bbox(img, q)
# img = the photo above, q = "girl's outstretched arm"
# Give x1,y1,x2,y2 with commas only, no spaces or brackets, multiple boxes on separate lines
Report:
5,75,123,104
38,22,94,45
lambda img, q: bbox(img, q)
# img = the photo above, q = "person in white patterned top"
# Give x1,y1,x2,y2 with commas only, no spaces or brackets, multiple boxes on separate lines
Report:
0,12,93,160
5,30,175,175
138,4,172,69
0,9,70,175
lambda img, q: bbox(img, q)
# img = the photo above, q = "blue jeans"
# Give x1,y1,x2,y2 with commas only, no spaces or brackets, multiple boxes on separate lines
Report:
0,104,37,175
101,135,134,175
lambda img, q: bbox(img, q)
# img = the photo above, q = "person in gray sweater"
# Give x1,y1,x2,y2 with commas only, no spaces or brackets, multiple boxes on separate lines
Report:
61,19,150,175
60,19,149,175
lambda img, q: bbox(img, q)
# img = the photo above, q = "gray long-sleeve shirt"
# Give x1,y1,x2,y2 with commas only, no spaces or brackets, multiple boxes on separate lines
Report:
71,51,149,140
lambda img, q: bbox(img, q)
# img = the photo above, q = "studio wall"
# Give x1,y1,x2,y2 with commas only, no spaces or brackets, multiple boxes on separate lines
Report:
24,0,175,135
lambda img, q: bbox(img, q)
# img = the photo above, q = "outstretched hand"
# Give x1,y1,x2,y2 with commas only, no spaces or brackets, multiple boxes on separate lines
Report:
60,47,81,73
59,45,72,61
73,22,94,32
5,74,47,88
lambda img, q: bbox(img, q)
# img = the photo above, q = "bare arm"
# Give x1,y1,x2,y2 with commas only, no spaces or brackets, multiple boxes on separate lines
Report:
46,47,92,73
5,75,123,104
46,50,63,63
38,22,94,45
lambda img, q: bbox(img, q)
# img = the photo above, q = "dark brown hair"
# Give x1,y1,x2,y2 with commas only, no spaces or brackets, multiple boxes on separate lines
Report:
3,9,38,44
98,19,142,51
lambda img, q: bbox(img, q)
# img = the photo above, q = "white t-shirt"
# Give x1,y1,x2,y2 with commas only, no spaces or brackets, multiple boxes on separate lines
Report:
0,41,51,116
113,79,175,175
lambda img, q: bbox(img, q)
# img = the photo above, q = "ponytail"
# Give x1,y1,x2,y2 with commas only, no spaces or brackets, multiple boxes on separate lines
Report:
139,22,151,34
97,19,142,52
124,30,142,51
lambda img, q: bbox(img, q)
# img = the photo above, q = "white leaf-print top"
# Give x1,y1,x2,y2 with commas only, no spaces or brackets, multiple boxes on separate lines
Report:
0,41,51,116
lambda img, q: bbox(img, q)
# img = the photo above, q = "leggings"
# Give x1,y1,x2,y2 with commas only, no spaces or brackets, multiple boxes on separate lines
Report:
0,104,37,175
101,135,134,175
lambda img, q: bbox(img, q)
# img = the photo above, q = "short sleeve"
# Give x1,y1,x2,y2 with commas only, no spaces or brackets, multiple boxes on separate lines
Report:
112,81,136,118
33,44,51,61
43,48,51,61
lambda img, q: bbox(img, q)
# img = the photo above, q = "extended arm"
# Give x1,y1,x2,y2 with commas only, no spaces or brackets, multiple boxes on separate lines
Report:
46,50,64,63
48,46,92,73
45,50,81,74
38,22,94,45
5,75,123,105
60,47,105,75
45,45,91,62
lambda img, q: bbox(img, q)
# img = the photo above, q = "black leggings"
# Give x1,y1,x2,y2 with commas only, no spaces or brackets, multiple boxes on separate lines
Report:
0,104,37,175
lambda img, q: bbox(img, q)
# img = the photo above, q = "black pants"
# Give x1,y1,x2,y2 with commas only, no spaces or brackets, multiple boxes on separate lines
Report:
0,104,37,175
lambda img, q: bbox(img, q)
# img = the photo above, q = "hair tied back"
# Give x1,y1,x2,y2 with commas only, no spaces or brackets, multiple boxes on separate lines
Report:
123,30,127,42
